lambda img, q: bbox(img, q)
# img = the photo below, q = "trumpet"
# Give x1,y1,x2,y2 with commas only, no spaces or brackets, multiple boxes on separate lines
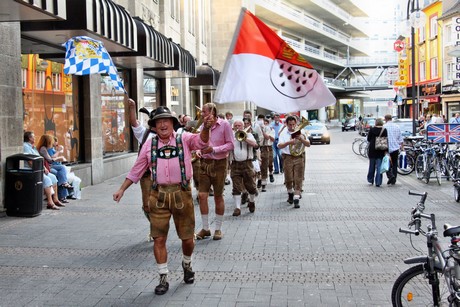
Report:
235,126,251,142
191,106,203,133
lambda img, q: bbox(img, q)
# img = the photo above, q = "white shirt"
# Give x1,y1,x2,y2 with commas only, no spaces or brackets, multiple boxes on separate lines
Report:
278,128,307,155
231,132,256,161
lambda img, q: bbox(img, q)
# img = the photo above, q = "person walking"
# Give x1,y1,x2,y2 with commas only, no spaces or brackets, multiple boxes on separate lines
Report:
366,118,387,187
383,114,404,185
230,120,258,216
277,115,310,208
196,103,234,241
258,117,275,190
113,106,214,295
270,113,284,174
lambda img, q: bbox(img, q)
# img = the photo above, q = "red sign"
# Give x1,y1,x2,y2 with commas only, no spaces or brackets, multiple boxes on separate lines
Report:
394,40,405,52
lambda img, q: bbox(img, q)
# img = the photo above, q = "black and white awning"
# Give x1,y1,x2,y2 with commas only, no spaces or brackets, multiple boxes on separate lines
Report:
21,0,137,56
0,0,67,22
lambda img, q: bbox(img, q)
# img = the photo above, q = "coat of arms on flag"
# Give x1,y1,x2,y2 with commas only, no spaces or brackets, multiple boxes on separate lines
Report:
214,8,336,112
427,124,460,143
63,36,125,92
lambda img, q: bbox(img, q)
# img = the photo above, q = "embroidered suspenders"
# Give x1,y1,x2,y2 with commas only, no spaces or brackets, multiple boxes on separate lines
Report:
150,133,188,190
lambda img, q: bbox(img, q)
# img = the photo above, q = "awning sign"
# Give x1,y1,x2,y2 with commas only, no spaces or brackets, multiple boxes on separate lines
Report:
427,124,460,143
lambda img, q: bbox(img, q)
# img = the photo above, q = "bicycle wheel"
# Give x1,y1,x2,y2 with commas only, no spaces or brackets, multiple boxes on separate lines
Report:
415,155,424,180
433,157,442,185
398,154,415,175
359,141,368,158
391,264,450,306
352,139,363,155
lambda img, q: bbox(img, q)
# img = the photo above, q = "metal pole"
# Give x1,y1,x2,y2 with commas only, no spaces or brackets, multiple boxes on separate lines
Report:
411,25,417,136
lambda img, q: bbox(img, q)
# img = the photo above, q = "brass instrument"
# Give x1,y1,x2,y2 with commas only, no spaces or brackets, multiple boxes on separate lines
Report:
235,126,251,142
191,106,203,133
289,117,310,156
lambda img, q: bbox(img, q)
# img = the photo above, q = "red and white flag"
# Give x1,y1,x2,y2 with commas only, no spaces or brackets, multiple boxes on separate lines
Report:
214,8,336,112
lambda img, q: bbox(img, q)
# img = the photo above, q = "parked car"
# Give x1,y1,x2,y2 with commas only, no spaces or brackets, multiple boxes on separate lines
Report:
342,117,358,132
305,122,330,144
359,117,376,136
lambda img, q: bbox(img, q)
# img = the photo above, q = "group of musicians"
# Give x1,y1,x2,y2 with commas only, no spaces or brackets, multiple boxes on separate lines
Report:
229,110,310,213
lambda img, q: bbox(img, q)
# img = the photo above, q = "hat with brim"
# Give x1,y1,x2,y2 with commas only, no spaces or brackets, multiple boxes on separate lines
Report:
148,106,179,127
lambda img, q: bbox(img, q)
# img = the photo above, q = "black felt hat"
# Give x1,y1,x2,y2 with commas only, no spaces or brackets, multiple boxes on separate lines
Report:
148,106,179,127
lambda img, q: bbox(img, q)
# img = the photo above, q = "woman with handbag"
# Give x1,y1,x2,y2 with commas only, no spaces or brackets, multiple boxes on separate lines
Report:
366,118,388,187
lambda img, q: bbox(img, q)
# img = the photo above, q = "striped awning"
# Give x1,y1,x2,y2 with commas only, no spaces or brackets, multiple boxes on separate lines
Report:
117,18,195,77
20,0,137,55
174,44,196,77
189,64,220,89
85,0,136,51
0,0,66,22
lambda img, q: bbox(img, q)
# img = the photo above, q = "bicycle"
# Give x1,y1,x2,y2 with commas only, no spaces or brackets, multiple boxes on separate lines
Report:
391,191,460,306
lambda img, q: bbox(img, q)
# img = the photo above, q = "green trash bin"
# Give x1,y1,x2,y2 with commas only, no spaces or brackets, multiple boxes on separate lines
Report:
5,154,44,217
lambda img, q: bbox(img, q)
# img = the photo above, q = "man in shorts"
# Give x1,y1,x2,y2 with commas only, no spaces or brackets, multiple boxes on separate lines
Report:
196,102,234,241
113,106,214,295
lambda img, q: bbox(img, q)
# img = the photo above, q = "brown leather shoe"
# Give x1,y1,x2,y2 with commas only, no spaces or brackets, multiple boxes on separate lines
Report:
248,202,255,213
213,230,223,240
232,208,241,216
195,229,211,240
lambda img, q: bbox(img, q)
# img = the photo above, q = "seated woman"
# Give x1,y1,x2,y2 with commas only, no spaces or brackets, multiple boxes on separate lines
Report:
36,134,72,203
48,136,67,164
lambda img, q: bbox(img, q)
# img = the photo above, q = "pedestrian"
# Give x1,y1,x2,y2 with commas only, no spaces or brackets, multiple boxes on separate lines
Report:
230,120,258,216
196,102,234,241
270,113,284,174
277,115,310,208
366,118,387,187
450,113,460,124
113,106,214,295
383,114,404,185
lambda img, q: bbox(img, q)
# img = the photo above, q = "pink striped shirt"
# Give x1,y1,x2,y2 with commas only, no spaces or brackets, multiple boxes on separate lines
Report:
126,132,207,185
201,117,234,160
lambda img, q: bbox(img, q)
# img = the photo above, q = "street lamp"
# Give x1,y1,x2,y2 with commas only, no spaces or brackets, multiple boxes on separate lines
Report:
405,0,426,136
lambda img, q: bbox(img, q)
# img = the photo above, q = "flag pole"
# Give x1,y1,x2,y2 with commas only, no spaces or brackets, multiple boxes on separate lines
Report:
214,7,247,103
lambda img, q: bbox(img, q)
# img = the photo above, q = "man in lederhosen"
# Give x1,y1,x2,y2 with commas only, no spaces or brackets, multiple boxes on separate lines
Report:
230,120,258,216
113,106,214,295
257,117,275,191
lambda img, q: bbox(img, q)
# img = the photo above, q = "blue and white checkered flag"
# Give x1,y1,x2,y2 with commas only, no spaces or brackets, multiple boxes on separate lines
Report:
63,36,125,92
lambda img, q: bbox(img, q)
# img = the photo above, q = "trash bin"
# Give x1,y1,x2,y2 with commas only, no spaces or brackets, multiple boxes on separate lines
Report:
5,154,44,217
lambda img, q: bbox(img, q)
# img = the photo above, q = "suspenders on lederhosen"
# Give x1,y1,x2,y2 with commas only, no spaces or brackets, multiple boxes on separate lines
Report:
150,132,189,190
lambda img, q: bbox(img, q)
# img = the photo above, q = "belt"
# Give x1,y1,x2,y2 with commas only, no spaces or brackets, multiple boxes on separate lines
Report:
155,181,190,192
201,158,226,163
233,159,252,163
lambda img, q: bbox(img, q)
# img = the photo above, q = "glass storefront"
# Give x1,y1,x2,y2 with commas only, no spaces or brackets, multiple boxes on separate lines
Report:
22,54,81,163
101,75,129,155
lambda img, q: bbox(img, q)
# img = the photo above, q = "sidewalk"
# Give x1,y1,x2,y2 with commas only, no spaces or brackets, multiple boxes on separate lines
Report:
2,128,460,306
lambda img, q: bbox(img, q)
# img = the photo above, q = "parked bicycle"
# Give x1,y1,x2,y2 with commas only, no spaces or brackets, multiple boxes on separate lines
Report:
391,191,460,306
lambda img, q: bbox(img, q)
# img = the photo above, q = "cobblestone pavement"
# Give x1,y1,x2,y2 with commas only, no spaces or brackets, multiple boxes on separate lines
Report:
2,127,460,306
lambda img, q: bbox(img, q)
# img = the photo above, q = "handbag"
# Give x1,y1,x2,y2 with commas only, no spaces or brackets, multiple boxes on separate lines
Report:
375,128,388,151
380,154,390,173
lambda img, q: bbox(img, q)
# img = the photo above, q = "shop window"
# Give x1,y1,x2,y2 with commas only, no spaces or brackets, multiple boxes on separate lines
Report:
22,54,81,163
101,75,129,155
143,75,161,111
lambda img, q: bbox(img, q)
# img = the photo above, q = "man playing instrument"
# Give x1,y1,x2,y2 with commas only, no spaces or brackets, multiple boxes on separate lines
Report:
277,115,310,208
257,116,275,191
230,120,258,216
